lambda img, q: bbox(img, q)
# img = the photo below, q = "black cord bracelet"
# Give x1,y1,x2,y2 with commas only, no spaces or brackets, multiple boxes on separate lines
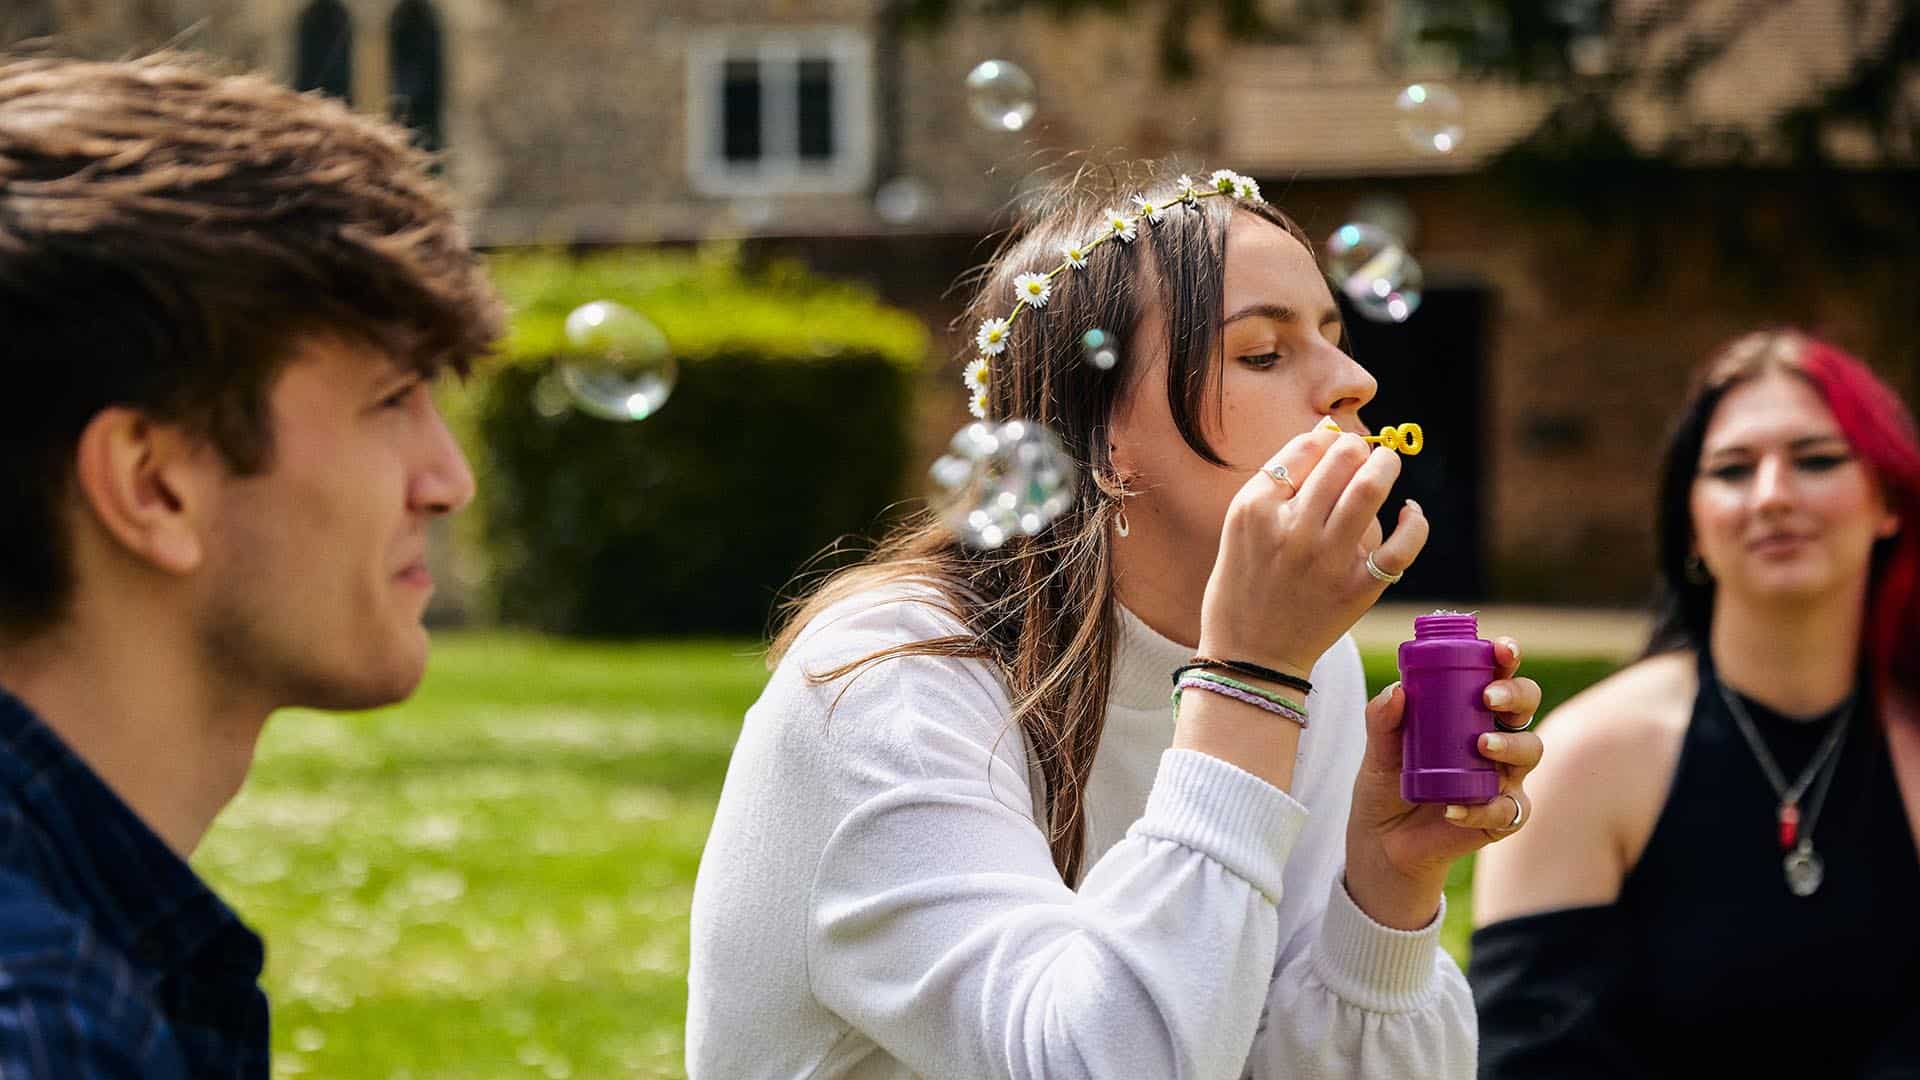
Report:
1172,657,1313,696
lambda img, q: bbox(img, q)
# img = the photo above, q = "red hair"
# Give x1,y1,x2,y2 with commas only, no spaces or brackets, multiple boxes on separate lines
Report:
1798,340,1920,716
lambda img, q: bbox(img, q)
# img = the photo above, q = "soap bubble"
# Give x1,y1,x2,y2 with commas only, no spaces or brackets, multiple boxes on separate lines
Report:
1351,254,1423,323
928,419,1079,550
1324,223,1425,323
874,176,932,225
965,60,1037,133
1081,328,1119,371
1395,83,1464,154
557,301,677,421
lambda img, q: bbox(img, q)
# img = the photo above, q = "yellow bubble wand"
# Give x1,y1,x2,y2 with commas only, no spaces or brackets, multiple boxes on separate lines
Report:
1319,417,1424,456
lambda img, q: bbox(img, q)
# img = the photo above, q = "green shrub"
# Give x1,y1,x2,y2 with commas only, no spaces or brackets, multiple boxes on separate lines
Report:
465,248,929,636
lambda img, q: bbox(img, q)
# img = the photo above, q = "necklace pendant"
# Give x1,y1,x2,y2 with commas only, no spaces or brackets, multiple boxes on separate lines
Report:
1784,841,1824,897
1778,802,1800,850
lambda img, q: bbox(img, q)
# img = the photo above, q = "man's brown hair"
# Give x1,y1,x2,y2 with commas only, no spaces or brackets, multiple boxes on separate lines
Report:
0,52,505,636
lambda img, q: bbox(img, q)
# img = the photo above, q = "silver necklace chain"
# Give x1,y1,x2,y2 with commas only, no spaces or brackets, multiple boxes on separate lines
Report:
1717,683,1850,812
1717,681,1854,897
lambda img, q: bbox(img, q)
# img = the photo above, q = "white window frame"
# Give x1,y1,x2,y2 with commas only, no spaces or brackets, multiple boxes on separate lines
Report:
686,28,873,196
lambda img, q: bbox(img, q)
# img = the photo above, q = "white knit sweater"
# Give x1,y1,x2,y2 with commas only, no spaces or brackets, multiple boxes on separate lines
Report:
686,588,1474,1078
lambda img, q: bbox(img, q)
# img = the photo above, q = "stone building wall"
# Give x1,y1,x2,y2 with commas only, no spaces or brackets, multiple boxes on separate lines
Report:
11,1,1915,606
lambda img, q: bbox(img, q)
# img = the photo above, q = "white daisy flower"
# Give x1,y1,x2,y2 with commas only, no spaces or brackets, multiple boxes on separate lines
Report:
969,388,990,419
1210,168,1239,195
1131,194,1166,224
963,357,991,393
1176,174,1200,203
1104,209,1138,243
976,316,1012,355
1233,174,1262,203
1013,271,1053,308
1062,241,1090,270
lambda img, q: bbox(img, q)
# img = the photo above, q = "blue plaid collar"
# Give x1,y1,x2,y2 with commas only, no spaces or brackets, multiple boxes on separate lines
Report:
0,684,262,982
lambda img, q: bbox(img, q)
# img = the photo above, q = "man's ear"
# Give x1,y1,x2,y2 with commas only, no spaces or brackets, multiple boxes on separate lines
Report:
69,408,217,576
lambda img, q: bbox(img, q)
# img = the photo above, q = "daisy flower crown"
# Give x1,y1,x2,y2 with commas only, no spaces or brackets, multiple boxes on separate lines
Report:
963,169,1265,419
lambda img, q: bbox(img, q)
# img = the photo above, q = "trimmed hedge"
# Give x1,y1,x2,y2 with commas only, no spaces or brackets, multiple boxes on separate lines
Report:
464,248,929,636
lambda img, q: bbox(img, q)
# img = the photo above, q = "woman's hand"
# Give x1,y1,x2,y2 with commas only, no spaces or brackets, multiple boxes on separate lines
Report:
1344,637,1545,930
1197,428,1429,681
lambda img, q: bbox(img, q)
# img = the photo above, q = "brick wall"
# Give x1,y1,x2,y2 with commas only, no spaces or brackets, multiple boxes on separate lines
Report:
17,1,1916,607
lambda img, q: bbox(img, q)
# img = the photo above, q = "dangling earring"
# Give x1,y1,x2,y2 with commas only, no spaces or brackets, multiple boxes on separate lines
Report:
1115,505,1131,538
1685,553,1711,585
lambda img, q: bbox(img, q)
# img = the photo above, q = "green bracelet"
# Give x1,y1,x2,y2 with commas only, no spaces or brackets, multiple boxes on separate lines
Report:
1188,670,1307,715
1171,670,1309,717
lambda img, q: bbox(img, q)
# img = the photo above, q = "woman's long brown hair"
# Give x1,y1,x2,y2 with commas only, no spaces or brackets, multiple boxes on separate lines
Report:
771,162,1312,886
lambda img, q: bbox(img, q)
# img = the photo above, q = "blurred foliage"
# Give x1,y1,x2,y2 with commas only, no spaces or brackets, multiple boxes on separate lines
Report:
899,0,1918,168
488,247,929,369
452,247,928,637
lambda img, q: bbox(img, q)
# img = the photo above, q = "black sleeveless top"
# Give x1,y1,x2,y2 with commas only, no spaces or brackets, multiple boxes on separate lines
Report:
1471,652,1920,1079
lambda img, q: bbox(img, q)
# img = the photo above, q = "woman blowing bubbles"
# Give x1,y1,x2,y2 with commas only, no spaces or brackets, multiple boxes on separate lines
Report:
687,163,1545,1079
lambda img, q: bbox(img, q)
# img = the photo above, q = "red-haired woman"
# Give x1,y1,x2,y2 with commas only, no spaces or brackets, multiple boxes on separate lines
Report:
1471,330,1920,1077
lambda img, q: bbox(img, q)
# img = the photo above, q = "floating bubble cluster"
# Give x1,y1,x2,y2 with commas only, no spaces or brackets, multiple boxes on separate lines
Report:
557,301,677,422
1081,328,1120,371
928,419,1079,550
1324,223,1425,324
965,60,1037,133
1396,83,1464,155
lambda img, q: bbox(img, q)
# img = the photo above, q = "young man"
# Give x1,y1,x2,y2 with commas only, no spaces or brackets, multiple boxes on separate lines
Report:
0,54,503,1075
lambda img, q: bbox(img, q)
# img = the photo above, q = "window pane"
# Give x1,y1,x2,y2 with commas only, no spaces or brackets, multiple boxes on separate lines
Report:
1,1,56,42
722,58,762,162
389,0,445,152
295,0,354,103
796,58,835,161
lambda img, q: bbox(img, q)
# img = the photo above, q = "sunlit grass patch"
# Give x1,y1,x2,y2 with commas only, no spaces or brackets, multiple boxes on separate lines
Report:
198,633,764,1080
198,632,1616,1077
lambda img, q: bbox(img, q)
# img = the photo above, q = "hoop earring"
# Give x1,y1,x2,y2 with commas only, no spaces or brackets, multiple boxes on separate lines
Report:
1115,506,1131,538
1685,553,1711,585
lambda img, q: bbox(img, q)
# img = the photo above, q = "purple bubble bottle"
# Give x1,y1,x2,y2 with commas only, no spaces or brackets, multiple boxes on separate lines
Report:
1399,612,1502,805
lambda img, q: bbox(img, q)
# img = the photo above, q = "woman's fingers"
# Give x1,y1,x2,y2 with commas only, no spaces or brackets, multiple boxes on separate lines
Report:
1366,498,1429,582
1327,445,1402,543
1477,730,1544,773
1239,427,1341,514
1440,731,1543,833
1483,676,1542,730
1289,431,1372,525
1492,636,1523,680
1443,789,1532,834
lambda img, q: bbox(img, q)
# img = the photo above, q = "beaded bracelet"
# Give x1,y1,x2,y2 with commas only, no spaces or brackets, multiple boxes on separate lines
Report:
1172,656,1313,696
1173,672,1309,728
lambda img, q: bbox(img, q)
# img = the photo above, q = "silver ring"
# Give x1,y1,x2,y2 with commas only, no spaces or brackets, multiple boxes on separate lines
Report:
1262,463,1296,496
1365,550,1404,585
1497,792,1526,832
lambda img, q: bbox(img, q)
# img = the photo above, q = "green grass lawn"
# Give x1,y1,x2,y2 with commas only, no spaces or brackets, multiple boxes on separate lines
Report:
195,633,1617,1079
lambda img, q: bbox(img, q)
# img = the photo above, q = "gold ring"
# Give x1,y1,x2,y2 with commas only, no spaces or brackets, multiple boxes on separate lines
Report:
1262,463,1296,496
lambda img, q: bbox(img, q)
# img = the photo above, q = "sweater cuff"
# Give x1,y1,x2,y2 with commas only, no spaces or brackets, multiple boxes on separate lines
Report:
1128,748,1309,903
1312,872,1446,1013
